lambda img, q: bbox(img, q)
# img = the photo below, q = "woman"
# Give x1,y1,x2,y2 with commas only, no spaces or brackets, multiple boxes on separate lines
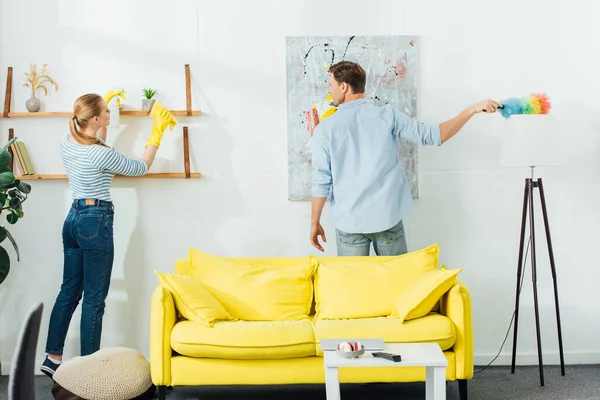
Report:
40,93,175,378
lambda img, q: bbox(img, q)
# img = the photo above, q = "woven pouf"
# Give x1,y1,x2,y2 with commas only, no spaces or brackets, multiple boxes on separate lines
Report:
52,347,154,400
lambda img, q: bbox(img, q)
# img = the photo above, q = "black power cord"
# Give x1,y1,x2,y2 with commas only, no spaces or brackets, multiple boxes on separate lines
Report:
474,235,531,374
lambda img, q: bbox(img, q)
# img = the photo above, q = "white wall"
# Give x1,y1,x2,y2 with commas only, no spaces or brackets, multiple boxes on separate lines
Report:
1,0,599,373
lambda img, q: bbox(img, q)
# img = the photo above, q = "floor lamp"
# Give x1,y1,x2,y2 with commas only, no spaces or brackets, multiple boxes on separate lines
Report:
499,114,565,387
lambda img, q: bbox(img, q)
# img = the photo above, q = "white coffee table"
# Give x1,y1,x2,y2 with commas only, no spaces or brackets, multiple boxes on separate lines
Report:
323,343,448,400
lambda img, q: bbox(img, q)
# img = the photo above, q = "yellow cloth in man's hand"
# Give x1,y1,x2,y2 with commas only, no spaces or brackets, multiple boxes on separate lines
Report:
146,102,178,148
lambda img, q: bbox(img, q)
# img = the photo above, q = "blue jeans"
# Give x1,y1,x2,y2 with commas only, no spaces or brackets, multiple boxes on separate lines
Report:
336,219,407,256
45,199,114,356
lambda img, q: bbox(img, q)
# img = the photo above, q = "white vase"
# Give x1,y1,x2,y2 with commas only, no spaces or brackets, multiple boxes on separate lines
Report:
25,92,41,112
108,98,120,128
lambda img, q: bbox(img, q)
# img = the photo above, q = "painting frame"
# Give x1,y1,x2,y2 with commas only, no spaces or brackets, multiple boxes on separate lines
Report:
285,35,420,201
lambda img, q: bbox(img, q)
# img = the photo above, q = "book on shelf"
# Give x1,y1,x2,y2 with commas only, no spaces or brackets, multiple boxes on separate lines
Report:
18,141,35,175
10,142,25,175
10,140,35,175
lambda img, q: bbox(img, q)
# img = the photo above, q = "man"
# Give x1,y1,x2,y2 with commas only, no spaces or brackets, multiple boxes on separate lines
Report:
309,61,500,256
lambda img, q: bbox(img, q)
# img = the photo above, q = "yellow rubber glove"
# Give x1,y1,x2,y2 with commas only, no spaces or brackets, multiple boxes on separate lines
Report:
146,101,178,148
149,101,177,131
104,90,127,107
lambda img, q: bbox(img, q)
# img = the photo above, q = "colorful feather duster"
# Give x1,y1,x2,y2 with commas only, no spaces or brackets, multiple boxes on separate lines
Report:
499,93,552,118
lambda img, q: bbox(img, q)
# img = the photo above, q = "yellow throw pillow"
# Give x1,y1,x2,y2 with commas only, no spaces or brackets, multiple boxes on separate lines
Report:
391,267,462,323
312,244,440,320
188,249,316,321
154,270,236,327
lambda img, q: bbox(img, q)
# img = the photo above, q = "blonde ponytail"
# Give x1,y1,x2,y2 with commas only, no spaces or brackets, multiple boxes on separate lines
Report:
70,93,109,147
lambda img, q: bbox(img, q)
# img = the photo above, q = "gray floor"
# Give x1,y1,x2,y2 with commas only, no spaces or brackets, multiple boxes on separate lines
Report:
0,365,598,400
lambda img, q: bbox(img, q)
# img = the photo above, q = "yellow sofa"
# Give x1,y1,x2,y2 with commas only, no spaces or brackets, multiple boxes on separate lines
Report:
150,244,473,400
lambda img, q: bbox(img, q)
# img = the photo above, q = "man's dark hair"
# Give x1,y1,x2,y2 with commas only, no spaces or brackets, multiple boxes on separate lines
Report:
329,61,366,94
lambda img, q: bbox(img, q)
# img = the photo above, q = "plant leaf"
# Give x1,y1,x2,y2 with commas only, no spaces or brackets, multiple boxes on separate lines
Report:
0,137,17,155
17,181,31,194
4,180,19,190
0,246,9,284
0,150,11,167
9,196,21,210
7,212,18,225
0,194,6,207
8,191,23,203
0,171,15,187
0,227,7,244
5,229,19,262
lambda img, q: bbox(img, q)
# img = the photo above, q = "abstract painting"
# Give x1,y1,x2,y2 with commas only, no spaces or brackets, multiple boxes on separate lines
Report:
285,35,420,201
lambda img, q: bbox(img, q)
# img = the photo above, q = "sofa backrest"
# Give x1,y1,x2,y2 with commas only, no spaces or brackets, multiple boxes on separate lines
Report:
171,244,443,321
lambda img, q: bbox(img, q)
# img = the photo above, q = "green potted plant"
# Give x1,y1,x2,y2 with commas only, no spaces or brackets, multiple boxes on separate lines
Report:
142,88,158,111
0,138,32,284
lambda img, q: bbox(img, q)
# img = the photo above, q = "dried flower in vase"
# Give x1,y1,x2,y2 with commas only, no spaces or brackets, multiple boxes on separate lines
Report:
23,63,59,112
24,63,59,95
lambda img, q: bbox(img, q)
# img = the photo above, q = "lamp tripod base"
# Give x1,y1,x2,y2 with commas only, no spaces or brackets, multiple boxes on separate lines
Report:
510,173,565,386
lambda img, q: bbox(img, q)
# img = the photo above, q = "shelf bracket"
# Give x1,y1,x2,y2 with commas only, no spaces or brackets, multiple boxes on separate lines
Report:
8,128,14,171
3,67,13,118
183,126,190,178
185,64,192,116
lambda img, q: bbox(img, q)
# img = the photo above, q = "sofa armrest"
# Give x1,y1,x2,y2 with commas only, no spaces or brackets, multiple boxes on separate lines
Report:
150,285,177,386
440,279,474,379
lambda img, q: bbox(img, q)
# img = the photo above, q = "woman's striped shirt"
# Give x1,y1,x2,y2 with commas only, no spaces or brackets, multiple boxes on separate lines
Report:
61,134,148,201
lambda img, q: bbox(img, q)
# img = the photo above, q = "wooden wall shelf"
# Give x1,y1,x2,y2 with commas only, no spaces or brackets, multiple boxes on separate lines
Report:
3,64,201,180
5,110,202,118
16,172,201,180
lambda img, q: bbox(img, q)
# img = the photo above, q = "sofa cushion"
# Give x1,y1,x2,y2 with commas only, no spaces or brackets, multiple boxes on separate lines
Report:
312,313,456,356
312,244,439,320
154,271,236,327
188,249,316,321
171,320,316,359
392,267,462,323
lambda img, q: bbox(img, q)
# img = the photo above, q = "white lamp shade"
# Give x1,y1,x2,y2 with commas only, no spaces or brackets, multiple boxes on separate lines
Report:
500,114,564,167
